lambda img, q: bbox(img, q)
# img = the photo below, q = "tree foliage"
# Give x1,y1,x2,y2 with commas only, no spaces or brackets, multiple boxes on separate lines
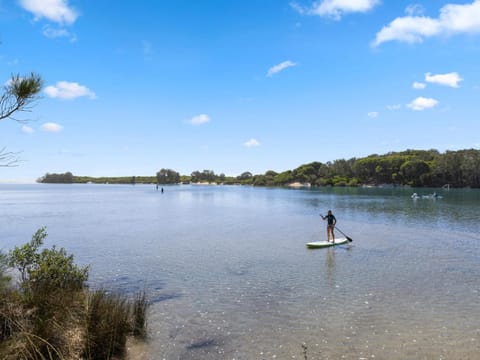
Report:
0,251,11,291
156,168,180,184
1,73,43,167
8,227,89,297
38,149,480,188
38,171,74,183
1,73,43,122
243,149,480,188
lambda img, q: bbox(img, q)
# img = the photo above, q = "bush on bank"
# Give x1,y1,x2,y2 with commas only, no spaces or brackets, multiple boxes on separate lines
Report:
0,227,148,360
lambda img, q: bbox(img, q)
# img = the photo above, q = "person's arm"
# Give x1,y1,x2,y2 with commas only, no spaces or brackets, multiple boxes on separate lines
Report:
320,214,326,220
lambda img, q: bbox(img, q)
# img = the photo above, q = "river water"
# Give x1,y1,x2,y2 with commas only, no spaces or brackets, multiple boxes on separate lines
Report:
1,184,479,359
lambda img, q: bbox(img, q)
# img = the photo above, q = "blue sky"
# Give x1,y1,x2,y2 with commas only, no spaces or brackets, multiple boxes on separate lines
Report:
1,0,480,182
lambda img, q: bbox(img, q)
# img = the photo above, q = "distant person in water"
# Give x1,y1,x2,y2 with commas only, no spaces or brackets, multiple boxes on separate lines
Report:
161,187,164,193
321,210,336,242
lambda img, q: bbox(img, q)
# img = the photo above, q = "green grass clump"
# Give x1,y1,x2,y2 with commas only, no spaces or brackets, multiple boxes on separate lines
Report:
84,290,130,359
132,291,148,339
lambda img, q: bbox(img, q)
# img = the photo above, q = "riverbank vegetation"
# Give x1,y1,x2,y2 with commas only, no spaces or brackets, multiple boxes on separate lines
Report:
0,228,148,359
38,148,480,188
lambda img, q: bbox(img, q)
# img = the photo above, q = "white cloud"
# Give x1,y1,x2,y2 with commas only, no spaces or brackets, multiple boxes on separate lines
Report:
21,125,34,134
189,114,210,125
386,104,402,110
243,138,260,148
40,122,63,132
44,81,96,100
42,25,77,42
425,72,463,88
373,16,441,46
373,0,480,46
19,0,79,25
407,97,439,111
413,81,426,89
267,60,297,77
367,111,379,118
292,0,380,20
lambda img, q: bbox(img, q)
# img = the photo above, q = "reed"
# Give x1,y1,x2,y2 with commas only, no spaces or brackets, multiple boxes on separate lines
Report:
132,290,148,339
84,290,130,359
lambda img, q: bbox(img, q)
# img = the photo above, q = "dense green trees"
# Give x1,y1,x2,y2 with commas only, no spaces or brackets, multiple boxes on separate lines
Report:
38,173,157,184
190,169,216,183
156,168,180,184
245,149,480,188
38,148,480,188
38,171,74,183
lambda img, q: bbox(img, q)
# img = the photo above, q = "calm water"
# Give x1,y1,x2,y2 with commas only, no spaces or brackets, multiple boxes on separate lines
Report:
1,184,479,359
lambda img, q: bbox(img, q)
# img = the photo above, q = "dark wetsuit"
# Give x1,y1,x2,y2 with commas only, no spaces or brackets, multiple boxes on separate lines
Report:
326,214,336,226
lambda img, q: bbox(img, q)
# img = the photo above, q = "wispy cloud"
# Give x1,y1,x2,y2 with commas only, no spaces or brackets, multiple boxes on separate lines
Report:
373,0,480,46
412,81,426,89
292,0,380,20
267,60,297,77
407,97,439,111
40,122,64,132
386,104,402,110
44,81,96,100
7,58,19,66
425,72,463,88
367,111,379,118
21,125,34,134
42,25,77,42
19,0,79,25
243,138,260,148
189,114,210,125
405,4,425,17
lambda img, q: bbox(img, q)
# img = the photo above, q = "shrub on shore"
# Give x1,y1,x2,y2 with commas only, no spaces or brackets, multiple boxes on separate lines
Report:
0,228,149,360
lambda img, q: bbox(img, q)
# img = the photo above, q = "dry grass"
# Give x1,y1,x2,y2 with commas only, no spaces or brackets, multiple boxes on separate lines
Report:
0,288,149,360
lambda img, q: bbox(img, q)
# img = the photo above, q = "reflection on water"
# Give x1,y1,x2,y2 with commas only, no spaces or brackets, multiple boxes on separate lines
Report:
1,184,479,359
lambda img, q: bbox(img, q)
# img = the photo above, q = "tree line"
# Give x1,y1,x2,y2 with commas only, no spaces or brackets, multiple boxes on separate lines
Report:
38,148,480,188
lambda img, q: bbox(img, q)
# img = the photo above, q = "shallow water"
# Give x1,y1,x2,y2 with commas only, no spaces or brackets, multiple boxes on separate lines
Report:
1,184,479,359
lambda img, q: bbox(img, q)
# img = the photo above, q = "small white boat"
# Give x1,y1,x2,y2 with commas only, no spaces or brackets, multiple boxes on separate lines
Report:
412,192,442,199
411,192,421,199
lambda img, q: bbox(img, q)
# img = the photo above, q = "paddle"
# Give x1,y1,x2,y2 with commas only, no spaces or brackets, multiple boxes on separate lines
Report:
334,226,353,242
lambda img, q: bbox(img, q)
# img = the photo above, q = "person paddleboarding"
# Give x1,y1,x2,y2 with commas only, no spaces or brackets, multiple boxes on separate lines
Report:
321,210,336,243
